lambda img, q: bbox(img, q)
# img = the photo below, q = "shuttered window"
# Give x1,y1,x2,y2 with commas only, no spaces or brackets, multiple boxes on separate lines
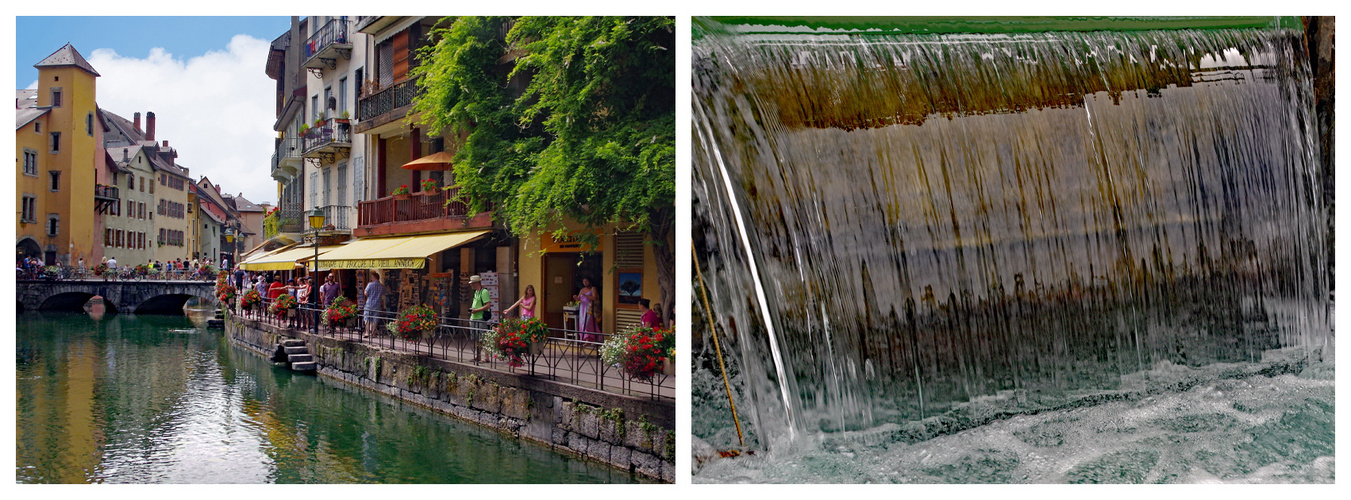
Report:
615,232,646,268
391,30,409,82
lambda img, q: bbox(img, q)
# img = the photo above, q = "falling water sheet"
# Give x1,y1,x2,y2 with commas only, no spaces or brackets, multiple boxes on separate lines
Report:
692,26,1331,483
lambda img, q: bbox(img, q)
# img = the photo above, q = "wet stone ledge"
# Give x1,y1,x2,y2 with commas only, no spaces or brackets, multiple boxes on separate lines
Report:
226,314,675,483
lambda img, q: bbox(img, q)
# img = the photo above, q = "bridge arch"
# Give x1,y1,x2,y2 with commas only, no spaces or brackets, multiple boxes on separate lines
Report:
36,291,119,313
134,293,215,314
17,280,215,316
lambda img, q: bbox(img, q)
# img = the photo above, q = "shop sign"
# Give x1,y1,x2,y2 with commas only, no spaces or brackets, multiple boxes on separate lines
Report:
322,258,426,270
541,230,604,253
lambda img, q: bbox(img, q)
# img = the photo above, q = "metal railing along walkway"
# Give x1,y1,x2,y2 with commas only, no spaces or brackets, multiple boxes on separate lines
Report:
232,298,674,401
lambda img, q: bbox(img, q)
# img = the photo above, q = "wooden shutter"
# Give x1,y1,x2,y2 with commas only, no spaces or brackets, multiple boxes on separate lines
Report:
392,30,409,82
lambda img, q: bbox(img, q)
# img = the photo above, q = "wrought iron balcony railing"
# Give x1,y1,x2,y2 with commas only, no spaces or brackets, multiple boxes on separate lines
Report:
94,184,119,200
301,118,351,161
94,183,120,214
303,18,351,60
263,203,305,240
357,79,419,124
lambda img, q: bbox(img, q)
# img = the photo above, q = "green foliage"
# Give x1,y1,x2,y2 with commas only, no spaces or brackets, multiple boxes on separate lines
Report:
412,16,675,244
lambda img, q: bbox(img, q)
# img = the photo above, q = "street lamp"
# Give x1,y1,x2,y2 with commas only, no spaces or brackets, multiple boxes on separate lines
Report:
225,227,236,271
308,207,325,335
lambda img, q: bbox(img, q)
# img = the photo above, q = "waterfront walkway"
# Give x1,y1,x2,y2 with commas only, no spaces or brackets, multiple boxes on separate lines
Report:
231,303,675,401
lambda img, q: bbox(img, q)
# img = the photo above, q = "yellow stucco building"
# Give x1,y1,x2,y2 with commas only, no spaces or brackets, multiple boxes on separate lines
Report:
16,44,100,266
516,221,673,334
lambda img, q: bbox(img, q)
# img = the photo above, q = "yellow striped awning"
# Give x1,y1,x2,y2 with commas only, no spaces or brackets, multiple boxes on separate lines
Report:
316,230,491,270
241,244,339,271
239,244,296,269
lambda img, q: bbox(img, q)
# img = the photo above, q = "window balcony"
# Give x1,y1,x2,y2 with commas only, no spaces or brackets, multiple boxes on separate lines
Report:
301,118,351,164
354,187,495,237
317,204,354,231
355,79,420,134
94,184,119,214
272,138,304,182
263,203,305,241
302,18,353,73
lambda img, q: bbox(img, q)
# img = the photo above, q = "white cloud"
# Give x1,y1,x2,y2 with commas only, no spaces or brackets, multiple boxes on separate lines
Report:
86,34,277,206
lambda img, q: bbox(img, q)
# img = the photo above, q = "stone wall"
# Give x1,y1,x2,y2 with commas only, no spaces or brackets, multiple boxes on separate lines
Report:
226,315,675,482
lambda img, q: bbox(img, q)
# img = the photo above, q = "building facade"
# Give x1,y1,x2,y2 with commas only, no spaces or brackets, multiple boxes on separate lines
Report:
16,44,101,266
300,15,367,236
101,146,156,266
245,17,672,333
152,154,192,263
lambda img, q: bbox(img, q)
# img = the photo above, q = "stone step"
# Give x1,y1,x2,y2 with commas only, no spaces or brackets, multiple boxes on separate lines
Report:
283,345,309,355
288,353,314,363
290,361,317,372
281,339,306,347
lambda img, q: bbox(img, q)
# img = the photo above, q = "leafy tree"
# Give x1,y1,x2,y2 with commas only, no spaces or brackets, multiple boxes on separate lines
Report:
412,16,676,318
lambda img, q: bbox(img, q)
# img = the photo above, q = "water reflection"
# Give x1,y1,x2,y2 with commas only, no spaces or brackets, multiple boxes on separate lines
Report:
16,313,644,483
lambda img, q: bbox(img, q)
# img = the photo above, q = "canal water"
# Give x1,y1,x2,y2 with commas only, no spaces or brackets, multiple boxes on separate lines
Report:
15,311,645,484
692,24,1332,483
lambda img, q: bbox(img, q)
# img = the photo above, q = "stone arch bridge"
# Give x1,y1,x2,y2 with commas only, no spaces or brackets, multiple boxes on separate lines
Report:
16,280,217,314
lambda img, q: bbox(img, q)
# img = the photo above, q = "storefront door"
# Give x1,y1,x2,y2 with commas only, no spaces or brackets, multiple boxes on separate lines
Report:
543,253,576,330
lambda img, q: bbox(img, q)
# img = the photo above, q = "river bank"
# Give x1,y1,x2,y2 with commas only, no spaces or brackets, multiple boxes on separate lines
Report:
226,311,676,482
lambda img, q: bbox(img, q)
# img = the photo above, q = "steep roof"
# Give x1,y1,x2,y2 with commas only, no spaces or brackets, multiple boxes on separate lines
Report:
17,107,48,130
34,43,101,77
204,206,228,224
147,153,189,179
99,108,145,147
229,194,266,213
16,89,38,108
196,177,232,213
16,89,45,130
105,145,145,173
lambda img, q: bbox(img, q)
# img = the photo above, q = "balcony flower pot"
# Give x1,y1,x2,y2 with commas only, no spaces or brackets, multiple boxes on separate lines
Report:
529,339,545,357
663,356,675,376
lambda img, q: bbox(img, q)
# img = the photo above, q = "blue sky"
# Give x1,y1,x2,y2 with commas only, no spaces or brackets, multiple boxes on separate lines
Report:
15,16,292,206
17,17,291,88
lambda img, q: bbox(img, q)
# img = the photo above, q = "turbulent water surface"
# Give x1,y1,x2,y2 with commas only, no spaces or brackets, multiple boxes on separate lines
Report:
15,312,644,484
692,24,1332,483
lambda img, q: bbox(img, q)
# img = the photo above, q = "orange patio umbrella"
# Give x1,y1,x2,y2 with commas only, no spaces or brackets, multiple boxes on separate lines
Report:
400,151,455,171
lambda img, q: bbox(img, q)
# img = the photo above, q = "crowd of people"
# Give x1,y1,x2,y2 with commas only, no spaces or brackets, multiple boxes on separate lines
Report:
231,266,668,352
18,254,223,280
16,256,50,280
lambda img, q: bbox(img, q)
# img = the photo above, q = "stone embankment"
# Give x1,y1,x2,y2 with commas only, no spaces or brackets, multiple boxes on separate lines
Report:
227,314,675,482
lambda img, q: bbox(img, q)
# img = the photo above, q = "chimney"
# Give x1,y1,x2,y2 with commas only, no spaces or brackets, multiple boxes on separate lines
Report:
146,111,156,142
123,149,129,162
133,112,141,132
